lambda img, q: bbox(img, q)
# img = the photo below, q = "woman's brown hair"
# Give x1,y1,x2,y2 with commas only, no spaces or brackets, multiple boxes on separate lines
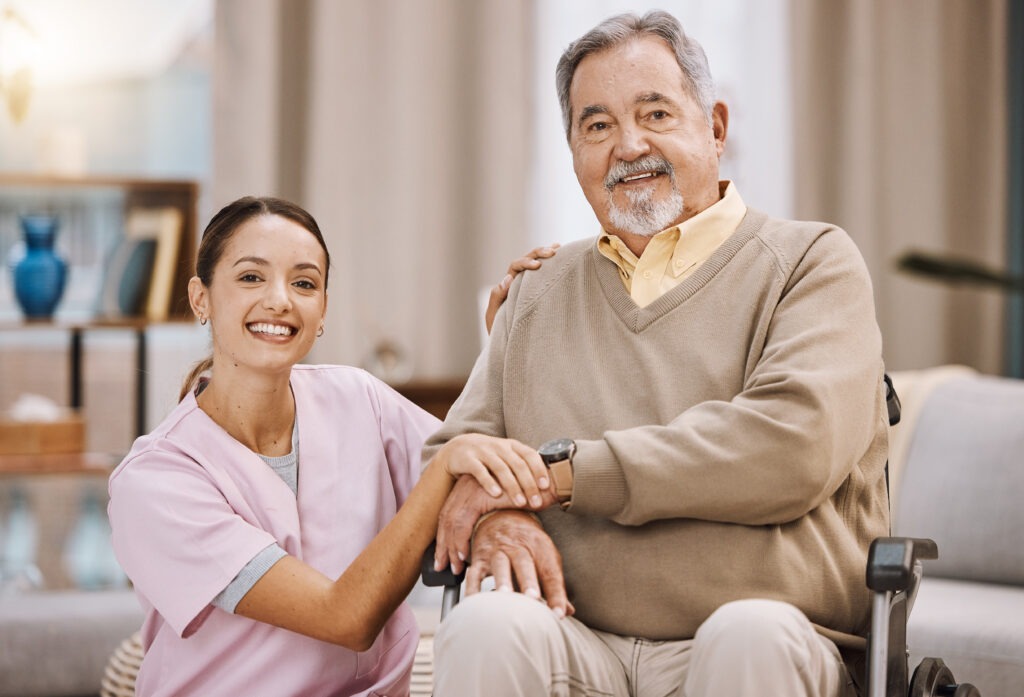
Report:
178,196,331,400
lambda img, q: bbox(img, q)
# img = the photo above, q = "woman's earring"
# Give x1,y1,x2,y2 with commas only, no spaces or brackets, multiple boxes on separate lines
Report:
317,325,324,337
199,315,208,326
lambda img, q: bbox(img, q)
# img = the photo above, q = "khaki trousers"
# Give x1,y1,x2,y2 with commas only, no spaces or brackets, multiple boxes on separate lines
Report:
432,592,857,697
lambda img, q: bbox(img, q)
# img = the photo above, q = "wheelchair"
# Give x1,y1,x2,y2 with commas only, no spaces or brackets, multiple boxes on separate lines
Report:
422,375,981,697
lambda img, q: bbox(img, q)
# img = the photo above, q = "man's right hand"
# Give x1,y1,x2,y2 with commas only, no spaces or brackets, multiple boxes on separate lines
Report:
466,510,574,618
435,471,559,575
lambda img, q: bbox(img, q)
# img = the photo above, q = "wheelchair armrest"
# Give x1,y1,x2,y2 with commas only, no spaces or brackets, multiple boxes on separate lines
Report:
420,541,467,587
884,373,901,427
421,542,467,621
866,536,938,593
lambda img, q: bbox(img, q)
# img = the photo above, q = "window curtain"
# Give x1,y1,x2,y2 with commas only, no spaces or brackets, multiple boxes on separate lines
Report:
213,0,534,378
790,0,1008,374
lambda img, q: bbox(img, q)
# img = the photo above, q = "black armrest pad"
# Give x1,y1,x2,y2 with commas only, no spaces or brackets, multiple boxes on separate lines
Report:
884,373,901,426
421,541,467,587
866,537,938,592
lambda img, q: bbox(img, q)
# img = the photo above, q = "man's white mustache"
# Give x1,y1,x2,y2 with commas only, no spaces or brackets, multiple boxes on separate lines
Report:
604,156,674,191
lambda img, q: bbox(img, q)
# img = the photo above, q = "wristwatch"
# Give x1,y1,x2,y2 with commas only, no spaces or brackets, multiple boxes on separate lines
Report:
538,437,576,504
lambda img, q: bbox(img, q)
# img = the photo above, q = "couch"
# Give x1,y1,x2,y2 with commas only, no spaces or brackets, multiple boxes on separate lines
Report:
0,589,143,697
888,366,1024,697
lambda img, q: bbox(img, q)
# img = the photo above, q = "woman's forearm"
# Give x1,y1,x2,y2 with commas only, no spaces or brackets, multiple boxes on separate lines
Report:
235,462,453,650
325,462,454,648
237,434,545,650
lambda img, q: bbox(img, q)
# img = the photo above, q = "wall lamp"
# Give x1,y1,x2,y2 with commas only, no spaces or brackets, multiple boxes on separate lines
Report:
0,5,38,123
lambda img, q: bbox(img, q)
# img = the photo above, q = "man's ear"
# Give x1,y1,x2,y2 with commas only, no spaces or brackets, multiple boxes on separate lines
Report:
187,276,208,320
712,101,729,157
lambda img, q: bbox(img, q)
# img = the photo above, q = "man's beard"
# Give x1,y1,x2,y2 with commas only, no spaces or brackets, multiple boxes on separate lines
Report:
604,155,685,237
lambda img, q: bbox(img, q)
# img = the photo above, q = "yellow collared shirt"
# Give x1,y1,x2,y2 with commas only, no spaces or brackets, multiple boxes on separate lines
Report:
598,181,746,308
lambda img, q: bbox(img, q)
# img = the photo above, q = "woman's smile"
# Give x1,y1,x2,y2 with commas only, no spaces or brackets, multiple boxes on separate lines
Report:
247,321,297,339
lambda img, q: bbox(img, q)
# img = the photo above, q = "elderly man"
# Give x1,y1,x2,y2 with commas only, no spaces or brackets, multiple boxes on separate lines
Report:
425,10,888,697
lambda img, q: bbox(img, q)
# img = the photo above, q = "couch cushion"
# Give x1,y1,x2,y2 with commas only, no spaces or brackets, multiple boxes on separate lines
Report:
893,374,1024,585
0,589,143,697
886,365,977,505
908,577,1024,697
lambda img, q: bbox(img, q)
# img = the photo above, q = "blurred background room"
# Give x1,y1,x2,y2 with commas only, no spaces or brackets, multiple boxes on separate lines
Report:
0,0,1019,694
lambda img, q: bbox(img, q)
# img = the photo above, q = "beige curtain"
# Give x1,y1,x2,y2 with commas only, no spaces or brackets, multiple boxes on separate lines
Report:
213,0,534,378
791,0,1007,374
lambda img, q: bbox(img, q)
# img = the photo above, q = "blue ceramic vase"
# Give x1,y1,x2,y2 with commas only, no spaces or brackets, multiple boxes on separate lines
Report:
13,215,67,320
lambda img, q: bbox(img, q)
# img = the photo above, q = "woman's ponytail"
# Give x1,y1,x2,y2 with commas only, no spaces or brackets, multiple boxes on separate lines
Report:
179,356,213,401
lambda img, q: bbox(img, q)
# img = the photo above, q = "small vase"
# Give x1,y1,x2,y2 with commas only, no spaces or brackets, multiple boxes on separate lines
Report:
12,214,67,320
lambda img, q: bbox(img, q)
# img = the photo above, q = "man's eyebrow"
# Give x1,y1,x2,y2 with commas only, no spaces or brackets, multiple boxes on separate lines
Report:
577,104,609,128
576,93,678,129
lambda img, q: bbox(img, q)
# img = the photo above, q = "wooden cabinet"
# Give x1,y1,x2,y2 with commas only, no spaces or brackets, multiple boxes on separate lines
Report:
393,380,465,420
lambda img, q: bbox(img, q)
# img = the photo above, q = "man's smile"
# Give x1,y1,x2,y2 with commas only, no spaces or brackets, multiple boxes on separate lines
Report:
619,171,661,184
604,155,674,192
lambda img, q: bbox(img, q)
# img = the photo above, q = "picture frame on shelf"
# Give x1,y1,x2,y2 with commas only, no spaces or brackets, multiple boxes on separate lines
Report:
97,236,156,319
96,207,182,320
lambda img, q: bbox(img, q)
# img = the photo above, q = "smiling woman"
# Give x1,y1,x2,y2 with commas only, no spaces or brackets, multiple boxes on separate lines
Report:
176,198,330,402
106,196,552,697
186,210,329,411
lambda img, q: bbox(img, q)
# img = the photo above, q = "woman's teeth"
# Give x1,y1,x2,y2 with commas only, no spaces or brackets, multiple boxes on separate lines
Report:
248,323,294,336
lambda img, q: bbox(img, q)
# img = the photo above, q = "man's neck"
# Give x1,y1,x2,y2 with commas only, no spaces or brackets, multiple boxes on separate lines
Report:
611,228,656,258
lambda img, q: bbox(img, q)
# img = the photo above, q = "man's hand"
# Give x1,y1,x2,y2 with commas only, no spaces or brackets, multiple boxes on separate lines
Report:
466,510,574,618
484,244,559,334
435,473,559,575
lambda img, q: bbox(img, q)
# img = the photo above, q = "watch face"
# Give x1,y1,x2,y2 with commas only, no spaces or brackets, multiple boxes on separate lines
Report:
539,437,574,464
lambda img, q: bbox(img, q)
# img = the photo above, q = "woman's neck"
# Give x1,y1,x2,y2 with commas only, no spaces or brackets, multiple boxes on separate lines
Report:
196,365,295,457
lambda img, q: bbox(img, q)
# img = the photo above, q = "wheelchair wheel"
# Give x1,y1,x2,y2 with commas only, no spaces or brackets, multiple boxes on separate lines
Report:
909,657,981,697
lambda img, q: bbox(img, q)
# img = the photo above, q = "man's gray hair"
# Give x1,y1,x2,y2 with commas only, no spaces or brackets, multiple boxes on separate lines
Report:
555,10,715,140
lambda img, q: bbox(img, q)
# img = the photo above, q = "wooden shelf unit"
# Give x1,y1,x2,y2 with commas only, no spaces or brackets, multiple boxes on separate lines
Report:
0,173,199,321
0,318,196,439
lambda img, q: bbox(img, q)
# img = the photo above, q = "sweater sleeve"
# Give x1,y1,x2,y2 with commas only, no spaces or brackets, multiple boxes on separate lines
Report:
571,228,887,526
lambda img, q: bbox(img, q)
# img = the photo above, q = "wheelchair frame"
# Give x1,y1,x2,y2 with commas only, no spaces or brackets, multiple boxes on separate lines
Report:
422,375,983,697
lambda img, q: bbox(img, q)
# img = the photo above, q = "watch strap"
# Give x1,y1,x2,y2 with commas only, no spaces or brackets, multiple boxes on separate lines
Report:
547,457,574,501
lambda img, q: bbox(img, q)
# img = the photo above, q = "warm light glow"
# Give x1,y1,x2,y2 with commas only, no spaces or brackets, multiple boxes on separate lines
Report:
0,5,39,122
8,0,211,88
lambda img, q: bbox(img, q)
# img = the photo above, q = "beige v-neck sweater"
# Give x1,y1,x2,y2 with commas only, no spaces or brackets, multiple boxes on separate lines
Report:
427,209,889,649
